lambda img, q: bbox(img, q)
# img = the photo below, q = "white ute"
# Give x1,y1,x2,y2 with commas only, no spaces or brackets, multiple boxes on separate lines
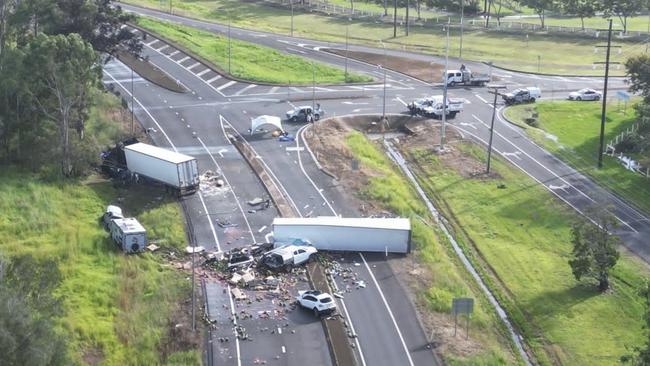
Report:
261,244,317,270
409,95,464,119
296,290,337,316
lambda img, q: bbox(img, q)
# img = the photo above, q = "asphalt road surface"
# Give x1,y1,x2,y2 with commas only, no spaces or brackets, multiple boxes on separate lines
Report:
105,5,649,365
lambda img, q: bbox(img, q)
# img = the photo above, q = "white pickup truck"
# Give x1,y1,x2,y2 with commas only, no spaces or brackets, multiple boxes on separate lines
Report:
445,68,490,87
408,95,464,119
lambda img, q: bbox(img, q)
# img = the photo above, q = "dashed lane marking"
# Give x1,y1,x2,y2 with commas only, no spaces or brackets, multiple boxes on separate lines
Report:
216,80,237,91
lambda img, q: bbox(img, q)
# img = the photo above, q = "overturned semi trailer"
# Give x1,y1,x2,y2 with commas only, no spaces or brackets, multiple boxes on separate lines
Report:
272,217,411,254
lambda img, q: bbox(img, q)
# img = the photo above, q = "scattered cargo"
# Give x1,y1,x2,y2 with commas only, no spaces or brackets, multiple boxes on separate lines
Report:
272,217,411,254
261,245,318,270
123,143,199,195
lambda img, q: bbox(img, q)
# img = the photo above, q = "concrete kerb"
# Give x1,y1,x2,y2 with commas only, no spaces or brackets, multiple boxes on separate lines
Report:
223,124,359,365
128,21,379,88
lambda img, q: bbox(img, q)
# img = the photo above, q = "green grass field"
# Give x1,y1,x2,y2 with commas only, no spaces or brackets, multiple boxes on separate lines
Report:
408,141,648,366
136,17,372,84
503,101,650,215
498,15,650,33
0,90,200,365
345,132,518,365
124,0,642,75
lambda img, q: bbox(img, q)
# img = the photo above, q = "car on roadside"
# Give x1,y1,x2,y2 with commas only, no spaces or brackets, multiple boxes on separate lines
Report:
502,87,541,105
296,290,337,316
286,105,324,123
568,88,602,101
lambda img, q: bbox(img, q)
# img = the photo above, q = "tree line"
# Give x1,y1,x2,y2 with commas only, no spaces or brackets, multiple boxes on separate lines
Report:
0,0,139,177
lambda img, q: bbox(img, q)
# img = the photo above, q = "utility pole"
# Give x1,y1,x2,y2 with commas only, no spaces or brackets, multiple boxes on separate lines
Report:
345,23,349,82
311,62,316,111
486,85,506,173
228,17,232,74
290,0,294,37
459,0,464,59
393,0,397,38
441,23,450,149
380,41,387,121
594,19,618,169
131,67,134,136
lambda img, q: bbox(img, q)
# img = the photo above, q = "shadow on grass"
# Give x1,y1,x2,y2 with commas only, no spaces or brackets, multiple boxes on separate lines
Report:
86,179,175,218
523,282,600,320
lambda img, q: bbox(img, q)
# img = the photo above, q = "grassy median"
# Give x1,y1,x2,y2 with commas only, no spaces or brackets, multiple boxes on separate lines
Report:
0,90,200,365
124,0,641,75
344,132,518,365
136,17,372,84
408,141,647,365
504,100,650,214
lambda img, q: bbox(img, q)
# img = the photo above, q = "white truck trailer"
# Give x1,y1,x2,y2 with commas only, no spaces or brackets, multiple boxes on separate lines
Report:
272,217,411,254
124,143,199,195
109,217,147,253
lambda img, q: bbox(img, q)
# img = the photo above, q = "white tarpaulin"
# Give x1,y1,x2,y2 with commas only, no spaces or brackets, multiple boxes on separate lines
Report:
251,115,282,134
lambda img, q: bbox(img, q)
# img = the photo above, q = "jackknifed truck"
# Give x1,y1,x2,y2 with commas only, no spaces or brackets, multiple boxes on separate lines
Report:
124,143,200,195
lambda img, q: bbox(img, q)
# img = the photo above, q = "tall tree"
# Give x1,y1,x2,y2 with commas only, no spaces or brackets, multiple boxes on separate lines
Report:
561,0,595,30
24,33,100,176
600,0,645,34
625,54,650,103
568,208,621,292
516,0,554,27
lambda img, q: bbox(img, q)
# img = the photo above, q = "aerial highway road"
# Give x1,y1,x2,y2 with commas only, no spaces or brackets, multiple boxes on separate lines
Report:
104,5,648,365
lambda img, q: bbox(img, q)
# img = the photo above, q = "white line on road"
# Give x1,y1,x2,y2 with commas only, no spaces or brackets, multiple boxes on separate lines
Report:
474,94,489,104
227,285,243,366
156,44,169,52
394,97,408,106
196,68,211,77
169,50,180,57
359,253,415,366
268,86,280,94
233,84,257,96
198,192,222,252
187,62,201,70
177,56,190,63
206,75,222,83
258,225,267,233
145,39,159,47
216,80,237,91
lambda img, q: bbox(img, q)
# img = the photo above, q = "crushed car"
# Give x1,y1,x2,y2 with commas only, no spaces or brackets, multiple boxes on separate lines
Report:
260,244,317,270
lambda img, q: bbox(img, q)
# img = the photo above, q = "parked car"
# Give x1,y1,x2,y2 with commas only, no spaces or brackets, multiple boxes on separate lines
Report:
261,244,317,270
296,290,337,316
568,88,602,101
286,105,323,123
408,95,464,119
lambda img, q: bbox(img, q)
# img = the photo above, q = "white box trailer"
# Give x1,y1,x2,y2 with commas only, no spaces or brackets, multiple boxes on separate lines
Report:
124,143,199,195
109,217,147,253
272,217,411,254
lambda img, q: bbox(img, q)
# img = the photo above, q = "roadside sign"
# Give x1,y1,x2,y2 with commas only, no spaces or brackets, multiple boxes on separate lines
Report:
616,91,631,101
452,298,474,315
452,298,474,339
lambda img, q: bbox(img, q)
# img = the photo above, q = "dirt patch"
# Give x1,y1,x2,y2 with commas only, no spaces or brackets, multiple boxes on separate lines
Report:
82,346,105,366
117,50,187,93
159,293,202,361
326,49,444,83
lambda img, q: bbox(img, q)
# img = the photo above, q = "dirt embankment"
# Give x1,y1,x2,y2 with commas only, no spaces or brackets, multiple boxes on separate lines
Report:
117,50,187,93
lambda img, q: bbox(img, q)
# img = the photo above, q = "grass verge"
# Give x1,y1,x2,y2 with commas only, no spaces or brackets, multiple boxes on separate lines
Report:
0,90,200,365
503,101,650,214
135,17,372,84
344,131,518,365
123,0,641,75
407,140,648,365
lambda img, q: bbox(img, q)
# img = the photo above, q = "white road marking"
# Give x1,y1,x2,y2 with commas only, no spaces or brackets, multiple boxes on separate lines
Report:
233,84,257,96
217,80,237,91
206,75,222,83
227,285,243,366
145,39,159,47
196,68,211,77
198,192,222,252
285,147,305,152
177,56,190,63
549,184,569,190
258,225,267,233
359,253,415,366
217,148,228,158
342,101,370,105
394,97,408,106
290,87,303,93
502,151,522,160
187,62,201,70
269,86,280,94
474,94,489,104
458,122,477,130
169,50,180,57
156,44,169,52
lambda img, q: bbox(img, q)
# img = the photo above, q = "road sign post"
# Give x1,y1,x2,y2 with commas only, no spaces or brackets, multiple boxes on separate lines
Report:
452,297,474,339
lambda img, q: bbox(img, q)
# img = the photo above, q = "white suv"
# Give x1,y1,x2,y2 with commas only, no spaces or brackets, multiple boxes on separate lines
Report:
296,290,337,316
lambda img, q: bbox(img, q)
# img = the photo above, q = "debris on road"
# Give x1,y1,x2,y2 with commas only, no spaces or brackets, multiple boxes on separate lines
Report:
185,245,205,254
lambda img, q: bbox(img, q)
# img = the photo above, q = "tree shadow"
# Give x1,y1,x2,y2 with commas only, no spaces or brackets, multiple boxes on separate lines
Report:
86,178,174,218
522,282,601,321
